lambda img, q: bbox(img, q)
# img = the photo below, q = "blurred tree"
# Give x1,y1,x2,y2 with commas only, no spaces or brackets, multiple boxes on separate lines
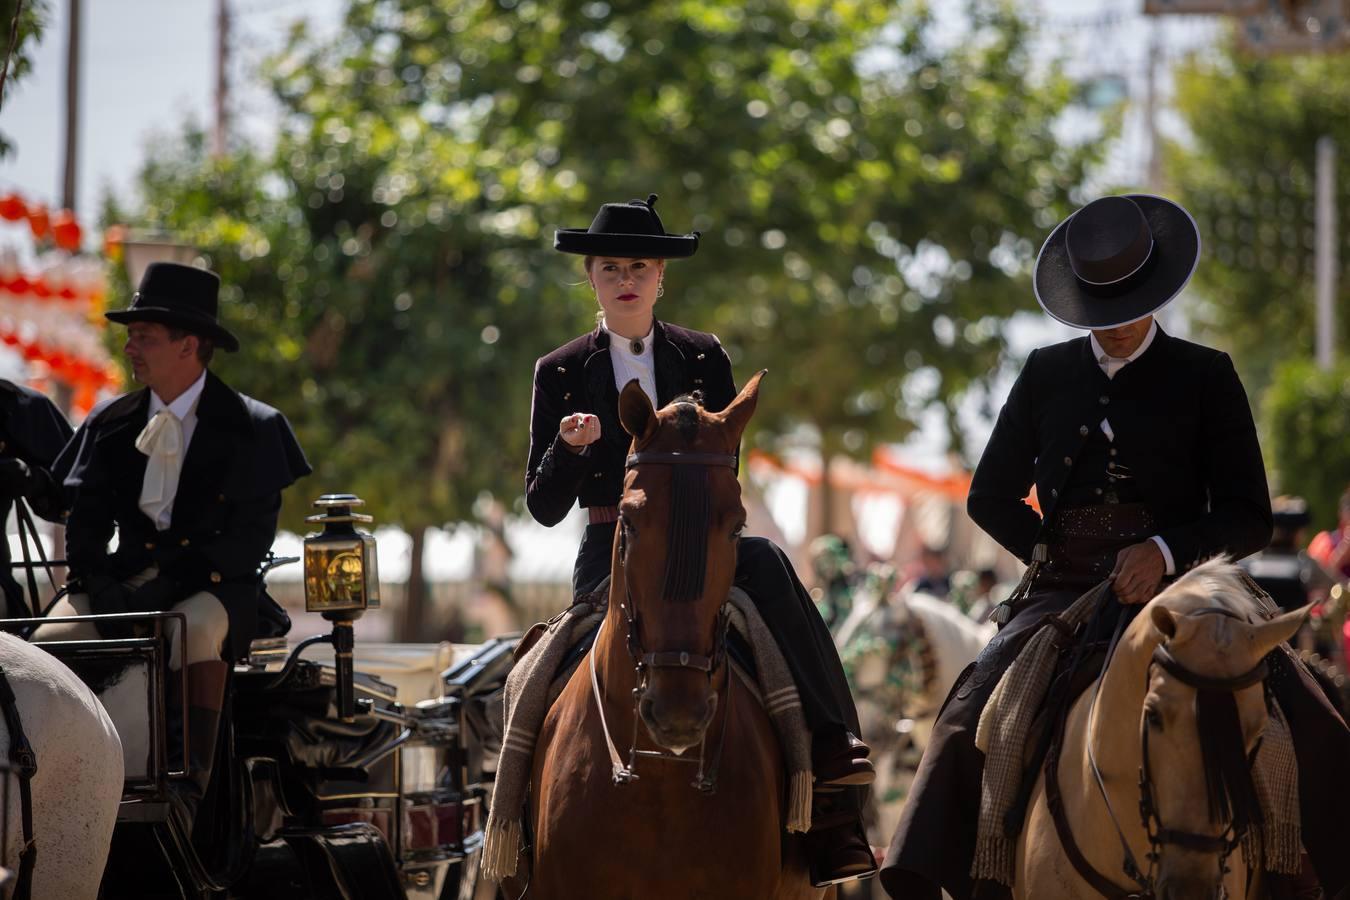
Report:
125,0,1108,635
1263,359,1350,530
0,0,50,157
1168,38,1350,399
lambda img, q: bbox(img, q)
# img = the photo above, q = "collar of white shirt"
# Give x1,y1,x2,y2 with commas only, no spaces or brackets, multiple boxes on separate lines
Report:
148,369,208,420
603,320,654,359
1089,319,1158,376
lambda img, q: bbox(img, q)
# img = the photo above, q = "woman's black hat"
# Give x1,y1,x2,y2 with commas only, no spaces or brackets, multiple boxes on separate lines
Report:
554,193,699,259
105,262,239,352
1034,194,1200,330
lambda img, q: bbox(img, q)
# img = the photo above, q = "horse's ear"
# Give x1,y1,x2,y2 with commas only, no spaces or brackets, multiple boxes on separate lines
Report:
619,379,658,444
1247,602,1312,657
718,369,767,444
1150,605,1178,640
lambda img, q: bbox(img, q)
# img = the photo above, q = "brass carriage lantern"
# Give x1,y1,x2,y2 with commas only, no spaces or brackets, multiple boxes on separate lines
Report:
303,493,381,721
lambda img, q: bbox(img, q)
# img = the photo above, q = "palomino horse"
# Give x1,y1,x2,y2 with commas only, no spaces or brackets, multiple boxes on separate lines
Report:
0,631,123,899
527,373,825,900
1017,560,1306,900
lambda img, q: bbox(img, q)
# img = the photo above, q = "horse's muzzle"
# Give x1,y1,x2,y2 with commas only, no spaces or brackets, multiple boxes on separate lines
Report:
1155,875,1223,900
638,689,718,755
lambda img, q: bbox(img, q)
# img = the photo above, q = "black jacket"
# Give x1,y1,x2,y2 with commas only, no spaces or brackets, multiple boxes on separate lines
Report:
0,381,73,616
526,321,736,526
57,371,311,657
967,329,1272,572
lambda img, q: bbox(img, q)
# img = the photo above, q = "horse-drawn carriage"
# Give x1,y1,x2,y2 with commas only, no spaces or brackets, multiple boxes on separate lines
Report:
11,494,516,899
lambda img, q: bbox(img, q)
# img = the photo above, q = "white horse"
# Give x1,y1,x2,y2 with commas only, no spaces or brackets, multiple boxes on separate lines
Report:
0,631,122,899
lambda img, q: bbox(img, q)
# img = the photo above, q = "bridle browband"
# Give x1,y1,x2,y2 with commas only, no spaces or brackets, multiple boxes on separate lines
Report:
1048,604,1271,900
588,448,740,791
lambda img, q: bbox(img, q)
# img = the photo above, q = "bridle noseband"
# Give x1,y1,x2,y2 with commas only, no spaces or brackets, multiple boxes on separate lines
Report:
1052,605,1271,900
589,449,739,791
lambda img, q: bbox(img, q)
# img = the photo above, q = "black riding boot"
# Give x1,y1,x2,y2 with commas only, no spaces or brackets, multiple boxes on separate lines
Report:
168,660,227,835
808,789,878,887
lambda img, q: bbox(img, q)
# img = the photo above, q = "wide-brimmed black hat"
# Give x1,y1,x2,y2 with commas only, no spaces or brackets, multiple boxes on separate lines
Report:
554,193,699,259
105,262,239,352
1033,194,1200,330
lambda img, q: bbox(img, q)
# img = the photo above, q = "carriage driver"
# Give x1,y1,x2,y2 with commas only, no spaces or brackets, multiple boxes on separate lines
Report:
32,262,311,832
881,195,1350,899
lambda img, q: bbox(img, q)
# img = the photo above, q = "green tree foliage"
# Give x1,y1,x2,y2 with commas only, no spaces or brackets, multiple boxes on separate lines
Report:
1168,38,1350,398
122,1,1107,617
0,0,50,157
1263,359,1350,530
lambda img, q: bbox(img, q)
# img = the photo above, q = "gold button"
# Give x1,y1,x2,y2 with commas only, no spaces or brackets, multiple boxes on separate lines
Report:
144,542,155,550
1063,456,1072,466
564,392,571,400
1079,426,1089,437
180,538,191,547
0,441,7,452
210,572,222,584
1109,448,1117,457
1107,463,1116,472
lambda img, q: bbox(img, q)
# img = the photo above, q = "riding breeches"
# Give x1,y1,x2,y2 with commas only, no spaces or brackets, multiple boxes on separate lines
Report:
32,567,229,671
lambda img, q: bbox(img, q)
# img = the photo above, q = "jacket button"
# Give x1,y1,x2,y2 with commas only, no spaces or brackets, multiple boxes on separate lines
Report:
210,572,222,584
593,472,602,479
1079,425,1089,437
144,542,155,550
180,538,191,547
1099,395,1110,405
1107,462,1116,472
1109,448,1117,457
1095,487,1104,496
1050,488,1059,498
694,378,703,385
564,392,571,400
557,366,566,375
1063,456,1073,466
697,353,706,360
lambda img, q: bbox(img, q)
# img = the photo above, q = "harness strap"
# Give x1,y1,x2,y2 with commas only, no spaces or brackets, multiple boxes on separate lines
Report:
1045,729,1143,900
0,664,36,900
588,618,633,783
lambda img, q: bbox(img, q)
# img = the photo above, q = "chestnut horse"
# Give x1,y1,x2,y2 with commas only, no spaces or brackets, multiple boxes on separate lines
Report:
1017,560,1306,899
525,373,824,900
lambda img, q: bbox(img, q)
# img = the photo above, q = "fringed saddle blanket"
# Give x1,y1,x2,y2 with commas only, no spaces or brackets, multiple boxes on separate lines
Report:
481,585,814,882
973,579,1301,888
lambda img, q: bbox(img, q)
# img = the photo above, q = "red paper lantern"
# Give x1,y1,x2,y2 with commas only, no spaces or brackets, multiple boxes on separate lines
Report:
51,211,81,251
0,194,25,222
7,275,30,295
27,206,50,241
31,279,51,299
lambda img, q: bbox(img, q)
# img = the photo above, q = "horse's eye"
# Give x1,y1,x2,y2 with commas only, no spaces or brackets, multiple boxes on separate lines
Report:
1144,707,1162,731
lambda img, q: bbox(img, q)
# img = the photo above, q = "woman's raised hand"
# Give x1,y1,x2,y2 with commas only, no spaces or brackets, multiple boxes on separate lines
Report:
559,413,601,449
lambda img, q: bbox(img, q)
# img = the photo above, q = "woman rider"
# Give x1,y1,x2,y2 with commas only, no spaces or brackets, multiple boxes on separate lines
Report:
524,194,877,887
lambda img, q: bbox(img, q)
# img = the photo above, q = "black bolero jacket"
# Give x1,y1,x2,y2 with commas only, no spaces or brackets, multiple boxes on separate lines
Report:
525,321,736,526
56,371,311,657
967,328,1273,572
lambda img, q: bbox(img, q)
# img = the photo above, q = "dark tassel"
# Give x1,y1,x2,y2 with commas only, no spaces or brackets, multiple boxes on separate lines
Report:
1195,689,1263,833
662,466,710,603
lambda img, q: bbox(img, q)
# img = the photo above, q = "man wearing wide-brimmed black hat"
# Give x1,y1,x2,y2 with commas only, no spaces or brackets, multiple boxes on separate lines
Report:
33,262,310,833
881,195,1350,898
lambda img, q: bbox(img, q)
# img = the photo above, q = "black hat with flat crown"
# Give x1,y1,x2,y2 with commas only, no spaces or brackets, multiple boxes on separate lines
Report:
554,193,699,259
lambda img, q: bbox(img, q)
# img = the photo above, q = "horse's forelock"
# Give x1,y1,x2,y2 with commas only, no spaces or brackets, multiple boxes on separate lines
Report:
1157,556,1261,622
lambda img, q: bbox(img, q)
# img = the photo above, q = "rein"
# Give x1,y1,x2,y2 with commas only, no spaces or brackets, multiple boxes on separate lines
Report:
1045,604,1268,900
588,449,739,792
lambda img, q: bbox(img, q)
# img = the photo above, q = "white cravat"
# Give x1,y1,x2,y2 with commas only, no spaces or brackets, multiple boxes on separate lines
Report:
137,410,184,530
137,371,206,531
1086,322,1174,574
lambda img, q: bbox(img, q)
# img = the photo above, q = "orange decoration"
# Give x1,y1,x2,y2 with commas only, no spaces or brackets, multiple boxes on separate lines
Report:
51,211,81,251
0,194,25,221
26,205,49,241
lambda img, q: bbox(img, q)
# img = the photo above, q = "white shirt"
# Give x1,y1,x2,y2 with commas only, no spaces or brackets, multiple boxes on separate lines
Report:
1087,321,1174,574
604,320,657,406
144,370,207,530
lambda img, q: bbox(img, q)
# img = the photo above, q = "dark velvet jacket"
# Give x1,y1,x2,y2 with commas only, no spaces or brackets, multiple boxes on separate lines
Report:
967,328,1273,573
526,321,736,527
0,381,73,615
56,371,311,657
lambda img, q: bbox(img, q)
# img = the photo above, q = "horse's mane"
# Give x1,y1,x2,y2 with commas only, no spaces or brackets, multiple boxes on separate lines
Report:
1154,556,1263,621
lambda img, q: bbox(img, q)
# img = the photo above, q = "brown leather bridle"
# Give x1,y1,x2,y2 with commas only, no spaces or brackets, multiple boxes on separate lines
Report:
591,450,738,791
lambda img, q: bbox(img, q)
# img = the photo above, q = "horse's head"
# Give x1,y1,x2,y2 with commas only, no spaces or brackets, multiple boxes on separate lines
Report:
1141,560,1308,898
613,371,764,755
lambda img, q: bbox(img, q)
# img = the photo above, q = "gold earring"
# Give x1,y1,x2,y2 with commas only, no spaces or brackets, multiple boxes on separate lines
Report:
657,281,664,299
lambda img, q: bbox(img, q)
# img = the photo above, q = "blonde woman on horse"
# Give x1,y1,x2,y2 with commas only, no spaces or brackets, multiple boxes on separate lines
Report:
881,195,1350,899
524,194,875,886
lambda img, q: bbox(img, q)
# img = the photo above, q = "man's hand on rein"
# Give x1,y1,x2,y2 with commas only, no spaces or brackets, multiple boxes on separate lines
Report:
1110,540,1165,605
559,413,601,452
